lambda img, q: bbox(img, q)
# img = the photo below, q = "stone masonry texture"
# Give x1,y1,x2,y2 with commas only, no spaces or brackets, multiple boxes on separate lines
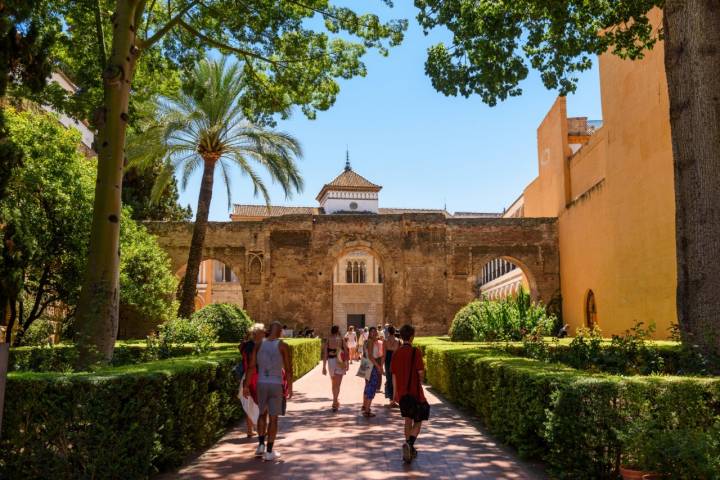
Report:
144,214,560,336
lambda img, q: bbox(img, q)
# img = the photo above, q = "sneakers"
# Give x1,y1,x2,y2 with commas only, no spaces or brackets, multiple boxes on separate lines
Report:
254,444,266,458
263,450,281,462
402,442,413,464
412,446,418,459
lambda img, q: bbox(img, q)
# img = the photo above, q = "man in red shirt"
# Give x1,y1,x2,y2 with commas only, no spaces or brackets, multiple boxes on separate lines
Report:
391,324,430,464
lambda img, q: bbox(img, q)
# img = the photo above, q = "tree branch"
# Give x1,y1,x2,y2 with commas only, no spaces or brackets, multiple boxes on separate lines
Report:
93,0,107,68
24,265,50,329
177,19,279,64
140,0,199,50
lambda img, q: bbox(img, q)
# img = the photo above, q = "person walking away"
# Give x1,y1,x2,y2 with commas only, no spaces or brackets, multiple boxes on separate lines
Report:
244,321,293,462
323,325,349,411
239,323,265,437
361,327,384,418
344,326,358,362
391,324,430,464
383,326,400,408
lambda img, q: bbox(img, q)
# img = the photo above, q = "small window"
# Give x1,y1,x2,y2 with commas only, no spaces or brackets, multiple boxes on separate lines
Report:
349,201,358,210
585,290,597,328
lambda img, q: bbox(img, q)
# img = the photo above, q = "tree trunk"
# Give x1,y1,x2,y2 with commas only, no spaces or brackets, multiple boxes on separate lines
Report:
663,0,720,367
74,0,143,365
177,157,217,318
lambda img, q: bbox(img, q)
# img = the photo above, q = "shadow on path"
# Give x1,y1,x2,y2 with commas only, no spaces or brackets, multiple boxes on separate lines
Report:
160,362,546,479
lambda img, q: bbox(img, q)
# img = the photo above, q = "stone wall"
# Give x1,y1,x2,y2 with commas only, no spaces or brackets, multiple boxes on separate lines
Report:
145,214,560,336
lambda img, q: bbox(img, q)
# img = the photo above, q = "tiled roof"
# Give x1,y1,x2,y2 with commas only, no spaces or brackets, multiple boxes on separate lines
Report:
231,204,502,219
316,168,382,201
231,204,323,217
451,211,503,218
379,208,448,216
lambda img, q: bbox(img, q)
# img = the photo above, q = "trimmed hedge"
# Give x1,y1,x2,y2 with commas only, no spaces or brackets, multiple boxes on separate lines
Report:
1,339,320,479
8,342,240,373
415,339,720,479
285,338,322,381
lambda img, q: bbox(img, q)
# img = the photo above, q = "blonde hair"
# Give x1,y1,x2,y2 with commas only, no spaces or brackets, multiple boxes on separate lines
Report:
251,323,265,333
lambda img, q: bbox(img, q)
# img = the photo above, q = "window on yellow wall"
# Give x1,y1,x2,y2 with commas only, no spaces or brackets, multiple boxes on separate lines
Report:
585,290,598,328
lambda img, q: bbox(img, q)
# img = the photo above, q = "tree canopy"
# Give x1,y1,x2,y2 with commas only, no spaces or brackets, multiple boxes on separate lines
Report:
0,107,176,344
415,0,662,105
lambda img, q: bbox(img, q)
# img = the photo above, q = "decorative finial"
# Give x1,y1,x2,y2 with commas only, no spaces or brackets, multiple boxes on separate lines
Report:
345,147,351,171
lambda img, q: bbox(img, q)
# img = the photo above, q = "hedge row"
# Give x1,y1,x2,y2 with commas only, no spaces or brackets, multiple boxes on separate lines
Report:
285,338,322,381
1,339,320,479
415,340,720,479
8,342,244,372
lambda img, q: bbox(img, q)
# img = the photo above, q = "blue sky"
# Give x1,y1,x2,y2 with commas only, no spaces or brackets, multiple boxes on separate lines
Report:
178,2,603,221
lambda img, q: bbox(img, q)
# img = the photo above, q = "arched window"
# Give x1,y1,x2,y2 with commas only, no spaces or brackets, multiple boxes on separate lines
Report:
346,262,353,283
359,261,367,283
585,290,597,328
249,255,262,284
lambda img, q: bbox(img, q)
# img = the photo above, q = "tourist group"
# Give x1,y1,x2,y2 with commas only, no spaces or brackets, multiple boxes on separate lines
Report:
237,322,429,464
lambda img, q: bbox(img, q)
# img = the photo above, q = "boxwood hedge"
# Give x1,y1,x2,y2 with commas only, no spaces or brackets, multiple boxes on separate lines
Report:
1,338,320,479
414,338,720,479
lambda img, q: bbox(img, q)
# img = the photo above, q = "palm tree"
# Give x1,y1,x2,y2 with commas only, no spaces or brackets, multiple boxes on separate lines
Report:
129,57,303,319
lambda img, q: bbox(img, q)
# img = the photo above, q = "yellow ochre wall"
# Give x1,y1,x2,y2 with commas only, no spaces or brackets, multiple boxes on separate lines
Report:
523,14,677,338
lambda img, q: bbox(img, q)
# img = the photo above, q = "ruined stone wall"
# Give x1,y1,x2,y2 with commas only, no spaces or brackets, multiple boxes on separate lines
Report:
145,214,560,337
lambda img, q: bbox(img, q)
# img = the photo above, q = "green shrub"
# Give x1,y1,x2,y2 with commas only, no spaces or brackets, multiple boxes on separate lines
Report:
449,289,556,342
149,316,219,358
190,303,253,342
416,339,720,479
16,319,57,346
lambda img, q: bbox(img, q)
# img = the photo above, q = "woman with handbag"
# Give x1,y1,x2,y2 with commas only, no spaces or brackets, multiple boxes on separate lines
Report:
361,326,384,418
238,323,265,437
322,325,349,412
391,324,430,464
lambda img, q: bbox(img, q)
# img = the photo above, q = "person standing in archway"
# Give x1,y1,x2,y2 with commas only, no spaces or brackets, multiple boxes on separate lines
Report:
243,321,293,462
344,325,358,362
323,325,349,412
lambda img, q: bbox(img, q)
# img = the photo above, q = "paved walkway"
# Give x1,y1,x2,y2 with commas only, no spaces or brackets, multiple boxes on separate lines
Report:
165,362,545,479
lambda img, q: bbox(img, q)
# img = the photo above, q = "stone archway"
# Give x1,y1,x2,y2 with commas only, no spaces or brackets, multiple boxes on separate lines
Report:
175,258,244,312
328,241,387,332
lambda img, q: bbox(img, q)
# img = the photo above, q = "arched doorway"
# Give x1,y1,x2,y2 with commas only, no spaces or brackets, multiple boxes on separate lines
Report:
477,257,534,301
176,259,244,311
332,248,383,332
585,290,597,328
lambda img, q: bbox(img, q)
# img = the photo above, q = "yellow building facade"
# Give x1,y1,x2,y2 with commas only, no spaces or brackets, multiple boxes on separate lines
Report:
514,20,676,338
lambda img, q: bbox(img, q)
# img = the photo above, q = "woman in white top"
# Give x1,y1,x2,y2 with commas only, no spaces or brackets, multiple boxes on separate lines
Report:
323,325,349,412
344,326,358,362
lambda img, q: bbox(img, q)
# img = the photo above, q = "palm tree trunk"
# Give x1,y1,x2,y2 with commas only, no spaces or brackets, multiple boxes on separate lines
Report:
74,0,143,365
663,0,720,367
178,156,217,318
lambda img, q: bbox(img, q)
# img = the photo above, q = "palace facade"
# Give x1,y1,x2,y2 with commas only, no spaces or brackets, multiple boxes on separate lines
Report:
147,162,561,336
499,9,676,338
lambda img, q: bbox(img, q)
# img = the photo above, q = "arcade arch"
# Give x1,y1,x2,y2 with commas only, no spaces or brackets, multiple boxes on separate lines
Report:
477,256,534,301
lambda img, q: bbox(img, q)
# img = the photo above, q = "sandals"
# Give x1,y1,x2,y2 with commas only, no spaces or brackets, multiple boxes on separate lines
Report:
332,401,339,412
362,410,376,418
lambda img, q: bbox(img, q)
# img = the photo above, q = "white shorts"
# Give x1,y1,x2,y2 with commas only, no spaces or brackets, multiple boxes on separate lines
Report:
328,357,346,376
